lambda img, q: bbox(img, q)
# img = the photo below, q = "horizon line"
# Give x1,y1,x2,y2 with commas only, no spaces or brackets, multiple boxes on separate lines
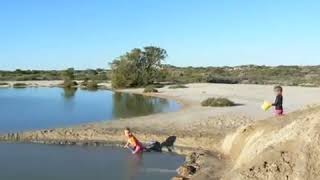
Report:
1,63,320,71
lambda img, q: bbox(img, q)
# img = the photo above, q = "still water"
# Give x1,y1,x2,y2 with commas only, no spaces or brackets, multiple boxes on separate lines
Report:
0,87,182,180
0,143,184,180
0,87,180,132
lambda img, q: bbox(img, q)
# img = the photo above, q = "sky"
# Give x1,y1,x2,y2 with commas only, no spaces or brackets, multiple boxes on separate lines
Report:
0,0,319,70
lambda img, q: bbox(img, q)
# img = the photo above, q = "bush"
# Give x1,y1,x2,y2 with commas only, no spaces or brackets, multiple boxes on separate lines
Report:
110,46,167,88
0,82,9,86
168,84,188,89
201,97,235,107
205,75,239,84
62,79,78,88
13,83,28,88
143,86,158,93
86,81,99,90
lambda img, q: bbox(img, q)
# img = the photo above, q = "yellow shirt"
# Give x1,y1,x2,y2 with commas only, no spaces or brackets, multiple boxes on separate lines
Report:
128,135,139,147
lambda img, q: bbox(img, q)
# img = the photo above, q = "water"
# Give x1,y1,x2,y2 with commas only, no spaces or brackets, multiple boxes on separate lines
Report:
0,87,180,132
0,143,184,180
0,87,183,180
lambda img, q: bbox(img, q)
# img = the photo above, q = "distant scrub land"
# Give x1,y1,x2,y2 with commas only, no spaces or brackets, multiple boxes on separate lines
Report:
161,65,320,87
1,46,320,88
0,69,109,81
1,65,320,88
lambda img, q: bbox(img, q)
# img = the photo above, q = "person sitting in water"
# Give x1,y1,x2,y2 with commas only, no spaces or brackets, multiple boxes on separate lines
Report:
124,127,144,154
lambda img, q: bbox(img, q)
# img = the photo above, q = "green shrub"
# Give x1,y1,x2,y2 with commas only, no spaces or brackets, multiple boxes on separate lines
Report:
143,86,158,93
205,75,239,84
0,82,9,86
168,84,188,89
110,46,167,88
62,79,78,88
86,81,99,90
201,97,235,107
13,83,28,88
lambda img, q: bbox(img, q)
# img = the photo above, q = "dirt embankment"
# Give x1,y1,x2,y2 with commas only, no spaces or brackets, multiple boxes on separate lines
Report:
193,105,320,180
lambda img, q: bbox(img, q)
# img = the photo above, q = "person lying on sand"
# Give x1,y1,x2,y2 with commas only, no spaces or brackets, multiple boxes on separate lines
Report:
124,127,144,154
272,86,284,116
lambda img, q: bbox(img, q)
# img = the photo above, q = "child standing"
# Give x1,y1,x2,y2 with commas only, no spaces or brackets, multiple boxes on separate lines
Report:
124,128,144,154
272,86,284,116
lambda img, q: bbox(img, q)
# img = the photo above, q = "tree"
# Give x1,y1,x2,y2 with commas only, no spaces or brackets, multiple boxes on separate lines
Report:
142,46,168,84
61,68,75,80
61,68,76,88
110,46,167,88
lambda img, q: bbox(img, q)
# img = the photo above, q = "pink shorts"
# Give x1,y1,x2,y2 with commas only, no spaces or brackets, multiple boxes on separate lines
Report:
274,109,284,116
133,144,143,154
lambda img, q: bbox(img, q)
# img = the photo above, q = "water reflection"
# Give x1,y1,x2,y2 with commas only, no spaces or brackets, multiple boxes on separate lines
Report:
0,88,180,132
0,143,183,180
112,92,170,119
62,88,77,99
125,153,143,180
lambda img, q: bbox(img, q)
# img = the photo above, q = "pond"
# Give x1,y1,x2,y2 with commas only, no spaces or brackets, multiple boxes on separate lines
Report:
0,87,180,133
0,87,183,180
0,143,184,180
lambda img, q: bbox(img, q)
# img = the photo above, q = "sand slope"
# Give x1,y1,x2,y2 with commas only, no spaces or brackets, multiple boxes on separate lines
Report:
216,106,320,180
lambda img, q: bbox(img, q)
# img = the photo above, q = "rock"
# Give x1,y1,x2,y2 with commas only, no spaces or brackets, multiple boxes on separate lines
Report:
186,152,198,163
185,152,204,164
177,165,197,177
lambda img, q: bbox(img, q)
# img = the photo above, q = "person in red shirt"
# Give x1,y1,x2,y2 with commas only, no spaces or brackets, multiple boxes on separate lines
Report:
124,127,144,154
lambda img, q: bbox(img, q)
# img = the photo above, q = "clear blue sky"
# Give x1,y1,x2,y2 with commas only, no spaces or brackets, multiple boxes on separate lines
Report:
0,0,319,70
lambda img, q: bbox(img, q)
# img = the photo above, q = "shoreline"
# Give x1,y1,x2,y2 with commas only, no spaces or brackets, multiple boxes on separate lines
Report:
1,81,320,179
0,80,112,89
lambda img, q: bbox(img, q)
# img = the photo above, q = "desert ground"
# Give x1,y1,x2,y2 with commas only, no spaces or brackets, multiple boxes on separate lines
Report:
1,82,320,179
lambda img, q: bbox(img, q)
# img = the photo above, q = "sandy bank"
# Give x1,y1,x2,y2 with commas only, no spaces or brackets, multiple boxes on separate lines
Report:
0,80,64,87
0,80,111,89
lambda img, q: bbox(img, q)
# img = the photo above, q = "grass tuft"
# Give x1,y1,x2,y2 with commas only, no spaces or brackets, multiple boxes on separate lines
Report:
201,97,235,107
143,86,158,93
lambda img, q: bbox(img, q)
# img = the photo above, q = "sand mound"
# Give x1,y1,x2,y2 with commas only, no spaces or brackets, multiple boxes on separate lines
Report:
219,106,320,179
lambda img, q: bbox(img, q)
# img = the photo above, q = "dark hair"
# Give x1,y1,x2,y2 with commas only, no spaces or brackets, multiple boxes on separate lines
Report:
274,86,283,92
124,127,131,132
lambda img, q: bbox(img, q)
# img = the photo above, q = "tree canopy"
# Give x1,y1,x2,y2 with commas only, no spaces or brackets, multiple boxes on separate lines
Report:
110,46,167,88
